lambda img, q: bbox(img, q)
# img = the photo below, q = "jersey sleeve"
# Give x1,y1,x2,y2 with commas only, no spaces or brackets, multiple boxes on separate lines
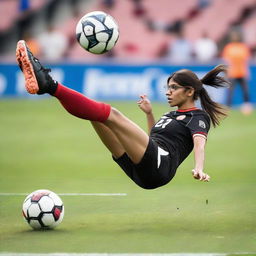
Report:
186,113,210,139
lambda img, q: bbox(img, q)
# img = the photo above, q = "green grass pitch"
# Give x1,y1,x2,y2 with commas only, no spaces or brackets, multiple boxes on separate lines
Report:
0,99,255,254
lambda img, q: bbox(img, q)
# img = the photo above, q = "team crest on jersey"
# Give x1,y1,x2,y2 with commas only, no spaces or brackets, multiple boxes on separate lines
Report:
176,115,186,121
199,120,206,129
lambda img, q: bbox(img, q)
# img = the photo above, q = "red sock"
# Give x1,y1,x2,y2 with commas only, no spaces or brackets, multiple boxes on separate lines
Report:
53,83,111,122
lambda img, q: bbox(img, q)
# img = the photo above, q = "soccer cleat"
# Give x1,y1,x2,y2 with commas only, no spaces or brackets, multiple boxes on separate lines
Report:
16,40,57,95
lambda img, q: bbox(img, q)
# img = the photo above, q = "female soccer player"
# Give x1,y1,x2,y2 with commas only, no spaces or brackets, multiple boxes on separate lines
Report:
16,40,229,189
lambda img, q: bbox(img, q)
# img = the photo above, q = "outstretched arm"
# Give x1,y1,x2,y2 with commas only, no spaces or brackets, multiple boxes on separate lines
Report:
137,95,155,134
192,136,210,182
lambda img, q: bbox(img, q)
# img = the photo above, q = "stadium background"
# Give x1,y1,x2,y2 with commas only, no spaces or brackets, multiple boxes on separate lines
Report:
1,0,256,105
0,0,256,255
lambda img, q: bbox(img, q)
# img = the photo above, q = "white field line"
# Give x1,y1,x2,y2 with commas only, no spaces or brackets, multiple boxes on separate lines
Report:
0,254,235,256
0,253,255,256
0,193,127,196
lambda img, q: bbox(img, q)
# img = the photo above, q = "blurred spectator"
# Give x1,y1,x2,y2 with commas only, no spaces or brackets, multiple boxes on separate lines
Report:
194,32,218,62
101,0,115,9
222,30,253,114
167,30,193,63
38,25,68,62
131,0,147,17
187,0,212,19
164,20,184,34
145,18,183,34
22,31,41,57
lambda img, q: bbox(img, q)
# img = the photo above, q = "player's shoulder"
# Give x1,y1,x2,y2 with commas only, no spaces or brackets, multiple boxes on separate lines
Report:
191,109,210,123
193,108,208,115
193,109,210,118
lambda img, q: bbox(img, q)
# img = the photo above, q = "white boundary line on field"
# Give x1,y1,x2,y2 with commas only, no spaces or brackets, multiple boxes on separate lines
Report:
0,253,255,256
0,193,127,196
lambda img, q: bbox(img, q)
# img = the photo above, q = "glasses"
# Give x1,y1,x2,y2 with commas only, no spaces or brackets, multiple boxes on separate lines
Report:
164,84,186,91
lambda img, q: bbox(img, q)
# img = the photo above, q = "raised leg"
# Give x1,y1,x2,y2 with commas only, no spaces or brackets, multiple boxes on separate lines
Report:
16,40,149,164
227,79,235,107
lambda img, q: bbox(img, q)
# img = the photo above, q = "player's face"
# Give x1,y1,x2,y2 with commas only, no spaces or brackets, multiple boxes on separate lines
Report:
165,79,194,108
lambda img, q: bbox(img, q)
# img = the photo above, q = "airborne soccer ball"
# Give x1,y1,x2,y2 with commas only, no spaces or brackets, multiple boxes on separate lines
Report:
22,189,64,230
76,11,119,54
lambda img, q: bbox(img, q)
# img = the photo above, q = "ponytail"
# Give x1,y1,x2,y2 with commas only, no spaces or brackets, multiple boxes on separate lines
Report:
201,64,230,88
200,65,230,127
168,64,230,127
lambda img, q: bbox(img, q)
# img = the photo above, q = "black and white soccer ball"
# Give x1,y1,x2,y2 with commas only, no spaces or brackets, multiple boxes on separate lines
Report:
22,189,64,230
76,11,119,54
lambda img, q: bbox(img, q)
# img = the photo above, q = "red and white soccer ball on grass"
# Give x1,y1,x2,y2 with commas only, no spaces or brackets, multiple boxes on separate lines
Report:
22,189,64,230
76,11,119,54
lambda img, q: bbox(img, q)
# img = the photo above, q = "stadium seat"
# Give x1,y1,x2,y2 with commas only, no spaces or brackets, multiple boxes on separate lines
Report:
242,10,256,48
184,0,256,42
145,0,198,24
0,0,50,32
0,0,19,31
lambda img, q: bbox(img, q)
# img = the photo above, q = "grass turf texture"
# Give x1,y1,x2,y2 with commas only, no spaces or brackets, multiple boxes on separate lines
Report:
0,99,255,253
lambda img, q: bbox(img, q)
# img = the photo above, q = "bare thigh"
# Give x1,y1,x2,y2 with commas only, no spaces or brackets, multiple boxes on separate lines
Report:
91,121,125,159
103,107,149,164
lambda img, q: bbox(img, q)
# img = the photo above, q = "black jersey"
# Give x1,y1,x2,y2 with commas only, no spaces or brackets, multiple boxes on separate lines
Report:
150,107,210,168
114,107,211,189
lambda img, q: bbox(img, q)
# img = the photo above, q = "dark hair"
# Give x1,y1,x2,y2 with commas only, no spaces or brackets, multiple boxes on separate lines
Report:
167,65,230,127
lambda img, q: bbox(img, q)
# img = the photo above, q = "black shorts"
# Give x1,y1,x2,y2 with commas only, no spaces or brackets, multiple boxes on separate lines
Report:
113,138,177,189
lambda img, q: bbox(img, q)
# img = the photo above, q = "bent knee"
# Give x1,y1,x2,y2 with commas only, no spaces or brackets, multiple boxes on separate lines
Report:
111,107,122,116
107,107,124,122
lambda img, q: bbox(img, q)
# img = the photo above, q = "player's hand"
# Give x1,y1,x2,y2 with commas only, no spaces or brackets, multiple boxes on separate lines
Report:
192,169,210,182
137,95,152,114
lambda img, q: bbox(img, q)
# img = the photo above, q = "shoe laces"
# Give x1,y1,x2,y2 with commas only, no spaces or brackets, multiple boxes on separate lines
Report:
42,67,51,74
33,56,51,76
29,51,53,85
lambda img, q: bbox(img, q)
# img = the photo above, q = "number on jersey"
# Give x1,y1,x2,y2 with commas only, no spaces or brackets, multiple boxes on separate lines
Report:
155,117,172,128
